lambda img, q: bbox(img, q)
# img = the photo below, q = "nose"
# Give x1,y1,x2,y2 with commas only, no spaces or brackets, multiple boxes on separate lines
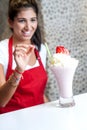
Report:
25,21,32,31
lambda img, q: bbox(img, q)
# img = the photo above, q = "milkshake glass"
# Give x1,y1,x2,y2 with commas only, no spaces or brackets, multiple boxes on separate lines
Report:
51,60,78,107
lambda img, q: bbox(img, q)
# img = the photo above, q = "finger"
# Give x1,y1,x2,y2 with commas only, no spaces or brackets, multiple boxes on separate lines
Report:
14,49,26,57
16,44,29,48
26,45,35,54
15,44,35,54
15,46,28,54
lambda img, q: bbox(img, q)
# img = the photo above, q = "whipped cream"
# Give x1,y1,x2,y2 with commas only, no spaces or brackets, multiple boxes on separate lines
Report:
51,53,78,67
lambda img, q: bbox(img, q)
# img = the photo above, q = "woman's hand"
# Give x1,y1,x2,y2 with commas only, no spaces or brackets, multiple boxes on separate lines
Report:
13,44,35,72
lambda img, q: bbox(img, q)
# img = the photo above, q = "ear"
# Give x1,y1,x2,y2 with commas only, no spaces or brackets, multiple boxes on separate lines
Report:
8,18,13,29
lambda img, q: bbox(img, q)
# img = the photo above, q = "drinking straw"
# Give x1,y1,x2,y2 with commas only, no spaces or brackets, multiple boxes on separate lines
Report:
45,42,52,58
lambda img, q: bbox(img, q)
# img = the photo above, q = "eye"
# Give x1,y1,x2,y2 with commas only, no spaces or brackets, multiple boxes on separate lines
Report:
17,18,26,23
31,18,37,22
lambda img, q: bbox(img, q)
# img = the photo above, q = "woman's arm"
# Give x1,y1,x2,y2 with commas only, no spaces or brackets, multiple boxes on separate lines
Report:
0,64,22,107
0,44,35,107
43,95,49,103
40,44,49,103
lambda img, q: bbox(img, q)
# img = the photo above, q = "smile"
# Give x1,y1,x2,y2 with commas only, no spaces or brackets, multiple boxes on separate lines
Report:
22,31,31,36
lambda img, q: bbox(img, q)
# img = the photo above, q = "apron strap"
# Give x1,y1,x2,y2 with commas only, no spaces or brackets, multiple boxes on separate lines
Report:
34,48,43,66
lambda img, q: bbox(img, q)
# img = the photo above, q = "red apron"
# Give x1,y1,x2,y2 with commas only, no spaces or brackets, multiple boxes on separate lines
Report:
0,37,48,114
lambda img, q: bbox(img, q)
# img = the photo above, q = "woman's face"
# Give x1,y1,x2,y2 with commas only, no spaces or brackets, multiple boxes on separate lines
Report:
9,8,38,42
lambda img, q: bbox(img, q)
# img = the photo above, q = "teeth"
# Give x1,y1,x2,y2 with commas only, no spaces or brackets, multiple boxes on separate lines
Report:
22,30,31,35
24,31,31,34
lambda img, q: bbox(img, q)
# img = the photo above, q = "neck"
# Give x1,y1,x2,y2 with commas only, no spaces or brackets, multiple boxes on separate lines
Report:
12,35,32,47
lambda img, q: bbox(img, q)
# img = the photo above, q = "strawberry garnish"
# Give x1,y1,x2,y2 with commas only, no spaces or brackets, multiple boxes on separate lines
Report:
56,46,69,55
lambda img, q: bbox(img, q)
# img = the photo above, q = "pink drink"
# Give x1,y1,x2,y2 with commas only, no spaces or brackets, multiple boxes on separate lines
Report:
50,53,79,107
51,64,78,98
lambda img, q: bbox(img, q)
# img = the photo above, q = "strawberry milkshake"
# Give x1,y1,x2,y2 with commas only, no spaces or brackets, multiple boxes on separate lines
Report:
50,46,79,107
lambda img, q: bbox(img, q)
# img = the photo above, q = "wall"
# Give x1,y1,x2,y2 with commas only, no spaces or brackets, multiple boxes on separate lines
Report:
0,0,87,101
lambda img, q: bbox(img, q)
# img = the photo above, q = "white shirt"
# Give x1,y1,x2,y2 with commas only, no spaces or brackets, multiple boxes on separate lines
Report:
0,39,47,75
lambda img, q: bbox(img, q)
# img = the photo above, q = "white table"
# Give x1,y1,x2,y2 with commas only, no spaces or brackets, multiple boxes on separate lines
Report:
0,93,87,130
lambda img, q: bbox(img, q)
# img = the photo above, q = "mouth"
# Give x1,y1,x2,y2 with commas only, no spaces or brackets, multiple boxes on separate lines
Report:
22,31,31,37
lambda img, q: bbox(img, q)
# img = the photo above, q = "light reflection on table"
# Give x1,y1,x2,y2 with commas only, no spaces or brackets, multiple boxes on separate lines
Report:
0,93,87,130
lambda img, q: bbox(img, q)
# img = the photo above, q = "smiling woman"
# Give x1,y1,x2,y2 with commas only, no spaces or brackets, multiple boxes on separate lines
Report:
0,0,48,114
9,8,38,43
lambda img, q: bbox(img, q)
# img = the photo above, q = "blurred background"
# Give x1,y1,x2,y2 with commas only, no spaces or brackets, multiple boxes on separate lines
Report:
0,0,87,101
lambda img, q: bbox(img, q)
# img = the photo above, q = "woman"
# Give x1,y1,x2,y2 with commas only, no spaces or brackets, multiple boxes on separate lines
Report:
0,0,48,114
